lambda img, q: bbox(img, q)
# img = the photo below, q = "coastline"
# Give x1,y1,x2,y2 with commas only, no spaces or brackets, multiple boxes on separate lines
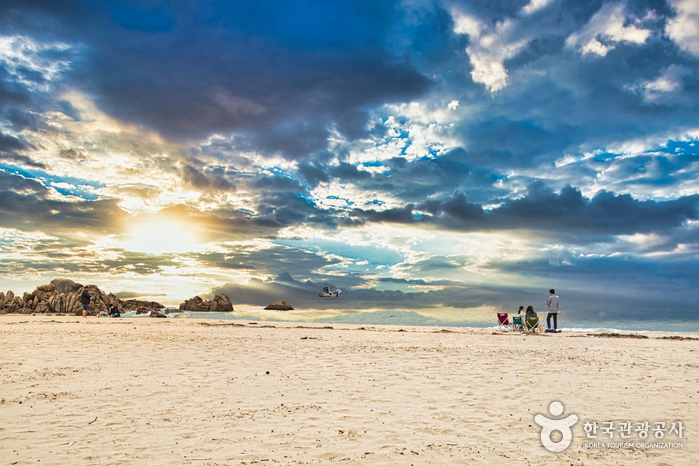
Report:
2,314,697,465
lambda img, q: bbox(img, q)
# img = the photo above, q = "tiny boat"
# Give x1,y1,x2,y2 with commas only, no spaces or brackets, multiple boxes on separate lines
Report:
319,285,342,298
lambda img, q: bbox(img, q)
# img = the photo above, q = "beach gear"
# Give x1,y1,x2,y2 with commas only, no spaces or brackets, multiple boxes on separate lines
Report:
512,316,523,332
497,313,511,331
526,316,540,332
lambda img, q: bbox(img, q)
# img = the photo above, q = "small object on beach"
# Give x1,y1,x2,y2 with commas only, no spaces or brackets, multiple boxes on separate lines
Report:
266,371,269,374
264,300,294,310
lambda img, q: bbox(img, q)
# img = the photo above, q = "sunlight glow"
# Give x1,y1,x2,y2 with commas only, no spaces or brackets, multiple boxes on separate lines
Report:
123,219,201,255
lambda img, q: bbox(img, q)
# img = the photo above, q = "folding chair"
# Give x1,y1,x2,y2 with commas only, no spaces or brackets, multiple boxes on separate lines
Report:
512,316,524,332
497,313,511,331
526,316,540,333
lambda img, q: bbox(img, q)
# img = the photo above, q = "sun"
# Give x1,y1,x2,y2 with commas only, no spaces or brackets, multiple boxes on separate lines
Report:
123,218,200,255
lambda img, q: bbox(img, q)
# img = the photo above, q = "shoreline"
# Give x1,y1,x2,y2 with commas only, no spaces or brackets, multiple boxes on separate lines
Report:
3,312,699,336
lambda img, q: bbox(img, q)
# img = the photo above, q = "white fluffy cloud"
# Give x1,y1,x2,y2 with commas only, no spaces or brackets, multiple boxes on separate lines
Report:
625,64,694,106
521,0,555,16
566,3,651,57
666,0,699,56
451,10,528,92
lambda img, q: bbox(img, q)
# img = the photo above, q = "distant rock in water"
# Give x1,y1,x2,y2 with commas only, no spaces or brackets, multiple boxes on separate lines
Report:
179,293,234,312
264,300,294,311
150,309,167,318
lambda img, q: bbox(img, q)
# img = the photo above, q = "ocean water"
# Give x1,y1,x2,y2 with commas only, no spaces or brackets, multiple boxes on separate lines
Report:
122,308,699,335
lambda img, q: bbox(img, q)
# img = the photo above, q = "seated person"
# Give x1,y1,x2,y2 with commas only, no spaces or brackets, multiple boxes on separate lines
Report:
525,305,539,330
108,304,121,318
517,305,525,318
525,305,537,318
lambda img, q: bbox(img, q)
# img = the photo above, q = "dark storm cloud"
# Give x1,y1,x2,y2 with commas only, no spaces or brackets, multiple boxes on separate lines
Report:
190,245,341,276
348,181,699,240
485,182,699,236
0,133,28,152
0,152,45,169
1,0,431,154
0,170,128,234
181,164,235,192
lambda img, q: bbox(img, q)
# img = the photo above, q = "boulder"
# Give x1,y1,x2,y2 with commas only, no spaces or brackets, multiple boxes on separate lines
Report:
51,278,81,295
33,284,56,302
211,293,234,312
179,296,204,311
264,300,294,311
120,299,164,311
36,302,50,314
179,293,233,312
150,310,167,318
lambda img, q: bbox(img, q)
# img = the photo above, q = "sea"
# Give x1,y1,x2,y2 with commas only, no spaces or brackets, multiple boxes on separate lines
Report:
120,308,699,334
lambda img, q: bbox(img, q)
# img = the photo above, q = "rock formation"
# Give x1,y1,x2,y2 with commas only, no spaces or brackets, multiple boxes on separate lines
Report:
264,300,294,311
121,300,166,315
0,280,164,316
51,278,81,294
179,293,234,312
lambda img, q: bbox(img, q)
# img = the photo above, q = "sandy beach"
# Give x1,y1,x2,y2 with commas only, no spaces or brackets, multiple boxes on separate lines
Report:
1,315,697,465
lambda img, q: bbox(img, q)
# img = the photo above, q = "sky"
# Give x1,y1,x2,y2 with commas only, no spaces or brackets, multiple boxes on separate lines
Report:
1,0,699,319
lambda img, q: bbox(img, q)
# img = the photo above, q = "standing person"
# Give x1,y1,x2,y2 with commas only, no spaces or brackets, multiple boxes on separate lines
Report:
81,286,91,318
545,289,559,332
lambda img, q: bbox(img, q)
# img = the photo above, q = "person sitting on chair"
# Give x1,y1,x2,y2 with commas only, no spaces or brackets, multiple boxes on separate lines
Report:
525,305,539,331
525,305,537,318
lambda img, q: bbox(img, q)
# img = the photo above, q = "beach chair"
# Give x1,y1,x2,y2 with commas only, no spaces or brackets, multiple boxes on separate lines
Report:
526,316,540,333
512,316,524,332
497,313,511,331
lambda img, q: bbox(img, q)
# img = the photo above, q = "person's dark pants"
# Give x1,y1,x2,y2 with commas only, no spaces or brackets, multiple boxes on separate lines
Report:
547,312,558,330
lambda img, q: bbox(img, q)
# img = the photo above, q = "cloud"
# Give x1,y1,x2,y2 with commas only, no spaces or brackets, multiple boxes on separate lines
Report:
627,64,695,105
565,2,651,57
521,0,555,16
181,164,236,192
0,170,129,235
348,181,699,241
451,9,528,91
666,0,699,56
0,1,431,152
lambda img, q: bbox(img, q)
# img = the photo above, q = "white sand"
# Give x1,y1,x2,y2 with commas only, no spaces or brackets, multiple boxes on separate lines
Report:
1,315,697,465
